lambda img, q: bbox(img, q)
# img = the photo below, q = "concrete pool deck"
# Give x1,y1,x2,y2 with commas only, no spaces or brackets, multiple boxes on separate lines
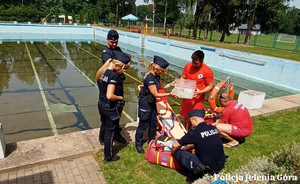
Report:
0,94,300,183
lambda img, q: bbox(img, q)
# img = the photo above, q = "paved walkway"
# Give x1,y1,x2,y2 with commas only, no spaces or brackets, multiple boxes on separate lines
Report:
0,155,105,184
0,121,139,184
0,94,300,184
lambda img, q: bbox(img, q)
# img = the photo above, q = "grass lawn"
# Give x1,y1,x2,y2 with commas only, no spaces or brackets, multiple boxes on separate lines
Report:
100,25,300,62
94,109,300,184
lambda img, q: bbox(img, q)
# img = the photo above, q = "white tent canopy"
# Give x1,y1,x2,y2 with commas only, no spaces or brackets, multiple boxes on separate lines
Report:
121,14,139,21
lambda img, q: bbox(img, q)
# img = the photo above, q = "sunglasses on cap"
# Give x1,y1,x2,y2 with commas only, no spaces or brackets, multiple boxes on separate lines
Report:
115,63,131,71
219,95,228,101
123,65,131,70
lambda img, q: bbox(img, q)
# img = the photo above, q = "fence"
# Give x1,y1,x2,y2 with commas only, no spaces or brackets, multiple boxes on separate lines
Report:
152,24,300,52
26,19,296,53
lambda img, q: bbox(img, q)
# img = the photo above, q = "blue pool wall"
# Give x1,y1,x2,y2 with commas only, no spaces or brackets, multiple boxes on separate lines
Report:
0,23,93,41
1,23,299,92
95,27,300,92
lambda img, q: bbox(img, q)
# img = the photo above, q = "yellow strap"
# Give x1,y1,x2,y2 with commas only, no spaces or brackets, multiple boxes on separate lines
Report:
156,152,160,164
164,137,169,142
170,156,173,168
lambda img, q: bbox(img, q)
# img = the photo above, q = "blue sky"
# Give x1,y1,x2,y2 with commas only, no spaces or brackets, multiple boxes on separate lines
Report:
288,0,300,8
135,0,300,9
135,0,150,6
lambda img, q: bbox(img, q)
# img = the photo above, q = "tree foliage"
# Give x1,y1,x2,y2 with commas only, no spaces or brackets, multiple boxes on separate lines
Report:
0,0,136,26
72,10,76,24
55,8,59,23
64,10,69,24
45,8,51,23
154,0,180,25
136,4,153,22
0,0,299,36
0,4,40,22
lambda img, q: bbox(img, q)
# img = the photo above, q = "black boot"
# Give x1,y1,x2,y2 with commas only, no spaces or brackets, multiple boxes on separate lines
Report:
114,127,127,144
99,139,104,145
136,146,145,154
186,173,200,183
114,135,127,144
104,155,120,163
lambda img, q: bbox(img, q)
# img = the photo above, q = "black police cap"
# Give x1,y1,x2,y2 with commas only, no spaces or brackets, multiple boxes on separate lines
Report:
188,109,205,118
113,51,130,64
107,30,119,40
153,55,169,69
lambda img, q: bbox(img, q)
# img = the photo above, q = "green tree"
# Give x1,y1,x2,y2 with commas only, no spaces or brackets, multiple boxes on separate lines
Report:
85,10,91,24
184,8,194,31
277,7,298,34
72,10,76,23
176,8,194,36
136,4,153,21
45,8,51,23
0,4,40,22
55,8,59,23
191,0,202,38
154,0,180,26
65,10,69,23
79,10,84,24
219,0,240,42
295,10,300,35
62,0,80,13
92,10,98,24
256,0,289,34
107,12,115,25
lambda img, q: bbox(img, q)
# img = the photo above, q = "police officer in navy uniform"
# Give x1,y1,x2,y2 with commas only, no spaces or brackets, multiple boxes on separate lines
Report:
135,56,176,154
172,109,226,182
102,29,122,64
99,29,127,145
96,50,131,162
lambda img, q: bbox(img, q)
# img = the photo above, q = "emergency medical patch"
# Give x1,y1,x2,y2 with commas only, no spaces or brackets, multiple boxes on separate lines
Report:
198,74,203,79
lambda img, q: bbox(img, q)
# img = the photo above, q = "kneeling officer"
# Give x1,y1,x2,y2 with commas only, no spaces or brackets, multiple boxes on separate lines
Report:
171,109,226,179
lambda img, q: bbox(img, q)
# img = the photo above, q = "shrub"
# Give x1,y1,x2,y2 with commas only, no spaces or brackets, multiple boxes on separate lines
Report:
194,143,300,184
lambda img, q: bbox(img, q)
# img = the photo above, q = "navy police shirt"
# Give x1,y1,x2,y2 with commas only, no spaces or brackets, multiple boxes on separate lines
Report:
143,73,160,98
97,69,117,102
101,46,122,64
115,74,125,96
101,46,124,96
178,122,225,172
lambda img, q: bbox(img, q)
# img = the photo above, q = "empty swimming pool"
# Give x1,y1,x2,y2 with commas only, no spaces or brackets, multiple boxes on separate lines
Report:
1,23,299,143
0,40,297,143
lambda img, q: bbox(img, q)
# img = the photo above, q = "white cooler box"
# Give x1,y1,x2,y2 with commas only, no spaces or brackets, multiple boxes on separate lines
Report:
238,90,266,110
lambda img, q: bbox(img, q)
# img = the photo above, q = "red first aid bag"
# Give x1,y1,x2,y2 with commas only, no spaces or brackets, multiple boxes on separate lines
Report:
144,139,182,170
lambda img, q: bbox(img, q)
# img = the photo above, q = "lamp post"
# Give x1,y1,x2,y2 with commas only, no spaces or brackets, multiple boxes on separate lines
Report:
163,0,167,33
152,1,155,33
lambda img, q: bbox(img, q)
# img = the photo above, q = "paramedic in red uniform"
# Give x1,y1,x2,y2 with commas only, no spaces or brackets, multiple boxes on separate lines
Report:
180,50,214,130
215,93,253,147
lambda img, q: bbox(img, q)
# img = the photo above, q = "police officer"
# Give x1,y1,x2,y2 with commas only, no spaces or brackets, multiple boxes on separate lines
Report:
171,109,226,182
135,55,176,154
102,29,122,64
99,29,127,145
96,50,131,162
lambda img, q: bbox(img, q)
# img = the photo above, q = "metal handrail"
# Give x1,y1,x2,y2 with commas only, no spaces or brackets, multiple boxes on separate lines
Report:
210,76,232,98
219,52,266,64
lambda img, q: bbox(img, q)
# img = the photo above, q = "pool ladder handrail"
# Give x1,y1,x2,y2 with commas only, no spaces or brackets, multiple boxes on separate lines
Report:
219,52,267,64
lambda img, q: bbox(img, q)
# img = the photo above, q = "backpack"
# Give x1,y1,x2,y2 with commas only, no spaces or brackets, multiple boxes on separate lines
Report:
144,136,182,170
